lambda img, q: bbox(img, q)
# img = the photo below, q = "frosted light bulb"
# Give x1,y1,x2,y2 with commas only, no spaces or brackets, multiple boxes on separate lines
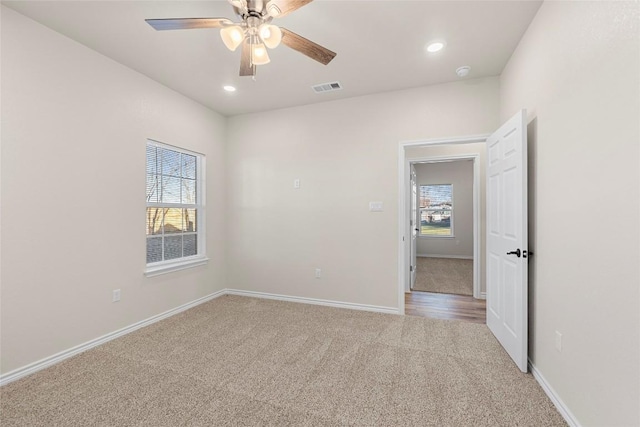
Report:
220,26,244,51
251,43,270,65
258,24,282,49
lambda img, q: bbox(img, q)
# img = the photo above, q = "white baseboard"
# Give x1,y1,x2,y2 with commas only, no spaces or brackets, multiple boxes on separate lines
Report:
417,254,473,260
225,289,400,315
0,289,227,387
529,359,581,427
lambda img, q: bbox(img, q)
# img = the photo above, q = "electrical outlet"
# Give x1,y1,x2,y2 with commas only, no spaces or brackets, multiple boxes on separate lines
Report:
555,331,562,352
315,268,321,279
293,179,301,189
112,289,121,303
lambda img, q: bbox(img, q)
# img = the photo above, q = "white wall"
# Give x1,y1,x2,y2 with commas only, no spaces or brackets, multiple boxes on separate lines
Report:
414,160,474,258
0,7,227,374
500,2,640,426
226,78,499,309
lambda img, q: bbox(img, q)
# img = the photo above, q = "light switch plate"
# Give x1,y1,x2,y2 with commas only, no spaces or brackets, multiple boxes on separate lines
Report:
369,201,383,212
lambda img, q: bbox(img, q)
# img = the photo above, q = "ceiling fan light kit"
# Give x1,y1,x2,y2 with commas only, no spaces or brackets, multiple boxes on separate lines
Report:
145,0,336,77
220,25,244,51
251,41,270,65
259,24,282,49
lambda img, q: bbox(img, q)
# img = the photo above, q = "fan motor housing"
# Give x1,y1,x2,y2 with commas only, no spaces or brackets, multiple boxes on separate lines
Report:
235,0,267,18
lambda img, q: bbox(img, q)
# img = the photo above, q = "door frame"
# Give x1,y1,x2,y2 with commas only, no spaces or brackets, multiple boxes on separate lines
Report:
397,134,489,314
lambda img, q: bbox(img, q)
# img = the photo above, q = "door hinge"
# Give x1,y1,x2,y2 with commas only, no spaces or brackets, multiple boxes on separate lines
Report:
410,265,414,272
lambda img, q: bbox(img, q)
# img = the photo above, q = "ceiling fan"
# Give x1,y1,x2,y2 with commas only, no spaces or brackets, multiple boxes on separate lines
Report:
146,0,336,77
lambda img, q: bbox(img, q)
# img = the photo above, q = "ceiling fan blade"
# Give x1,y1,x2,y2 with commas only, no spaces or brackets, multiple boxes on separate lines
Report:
266,0,313,18
280,28,336,65
146,18,232,31
240,39,256,77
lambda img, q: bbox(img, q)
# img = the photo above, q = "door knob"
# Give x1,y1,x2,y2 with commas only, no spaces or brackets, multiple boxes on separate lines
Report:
506,249,521,257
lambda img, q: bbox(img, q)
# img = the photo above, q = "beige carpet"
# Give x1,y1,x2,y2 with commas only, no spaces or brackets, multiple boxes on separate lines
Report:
1,295,565,426
413,257,474,296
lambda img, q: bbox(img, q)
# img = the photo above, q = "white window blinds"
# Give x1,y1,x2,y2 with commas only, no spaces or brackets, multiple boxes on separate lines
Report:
146,141,204,265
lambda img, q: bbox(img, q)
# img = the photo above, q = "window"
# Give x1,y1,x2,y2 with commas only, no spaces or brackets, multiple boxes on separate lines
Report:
419,184,453,237
145,140,206,275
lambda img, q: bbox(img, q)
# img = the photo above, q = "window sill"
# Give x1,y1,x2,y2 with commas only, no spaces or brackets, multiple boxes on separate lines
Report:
418,235,456,239
144,257,209,278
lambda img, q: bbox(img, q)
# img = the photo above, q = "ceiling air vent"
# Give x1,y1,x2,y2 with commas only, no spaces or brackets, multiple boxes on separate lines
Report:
312,81,342,93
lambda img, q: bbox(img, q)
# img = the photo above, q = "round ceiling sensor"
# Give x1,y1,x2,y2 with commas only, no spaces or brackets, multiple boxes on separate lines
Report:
456,66,471,77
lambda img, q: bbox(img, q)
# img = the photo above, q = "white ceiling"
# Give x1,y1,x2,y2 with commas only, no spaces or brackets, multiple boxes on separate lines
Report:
3,0,542,117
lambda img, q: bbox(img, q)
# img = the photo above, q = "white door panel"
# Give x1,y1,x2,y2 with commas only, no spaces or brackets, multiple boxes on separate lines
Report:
486,109,528,372
488,253,501,317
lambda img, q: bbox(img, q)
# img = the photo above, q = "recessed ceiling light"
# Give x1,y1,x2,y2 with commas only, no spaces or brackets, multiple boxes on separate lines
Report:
223,85,236,92
426,41,445,53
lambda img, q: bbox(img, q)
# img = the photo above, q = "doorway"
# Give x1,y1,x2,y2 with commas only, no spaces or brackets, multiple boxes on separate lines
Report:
404,149,484,299
397,110,529,372
405,150,485,323
411,159,476,297
398,135,489,315
398,135,488,313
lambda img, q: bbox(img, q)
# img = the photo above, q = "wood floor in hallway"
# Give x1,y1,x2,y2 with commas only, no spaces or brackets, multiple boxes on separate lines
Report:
405,291,486,324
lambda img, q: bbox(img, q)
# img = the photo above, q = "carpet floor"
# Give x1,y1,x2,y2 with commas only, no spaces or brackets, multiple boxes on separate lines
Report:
1,295,565,426
412,257,474,296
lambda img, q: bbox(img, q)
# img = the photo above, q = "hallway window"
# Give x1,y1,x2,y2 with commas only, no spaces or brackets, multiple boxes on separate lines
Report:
419,184,453,236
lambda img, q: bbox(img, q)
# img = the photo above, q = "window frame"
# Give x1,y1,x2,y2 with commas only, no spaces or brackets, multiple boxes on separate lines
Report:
419,183,455,238
144,139,208,277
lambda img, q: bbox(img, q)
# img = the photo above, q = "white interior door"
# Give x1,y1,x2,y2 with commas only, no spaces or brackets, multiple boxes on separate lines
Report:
486,109,528,372
410,164,418,288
